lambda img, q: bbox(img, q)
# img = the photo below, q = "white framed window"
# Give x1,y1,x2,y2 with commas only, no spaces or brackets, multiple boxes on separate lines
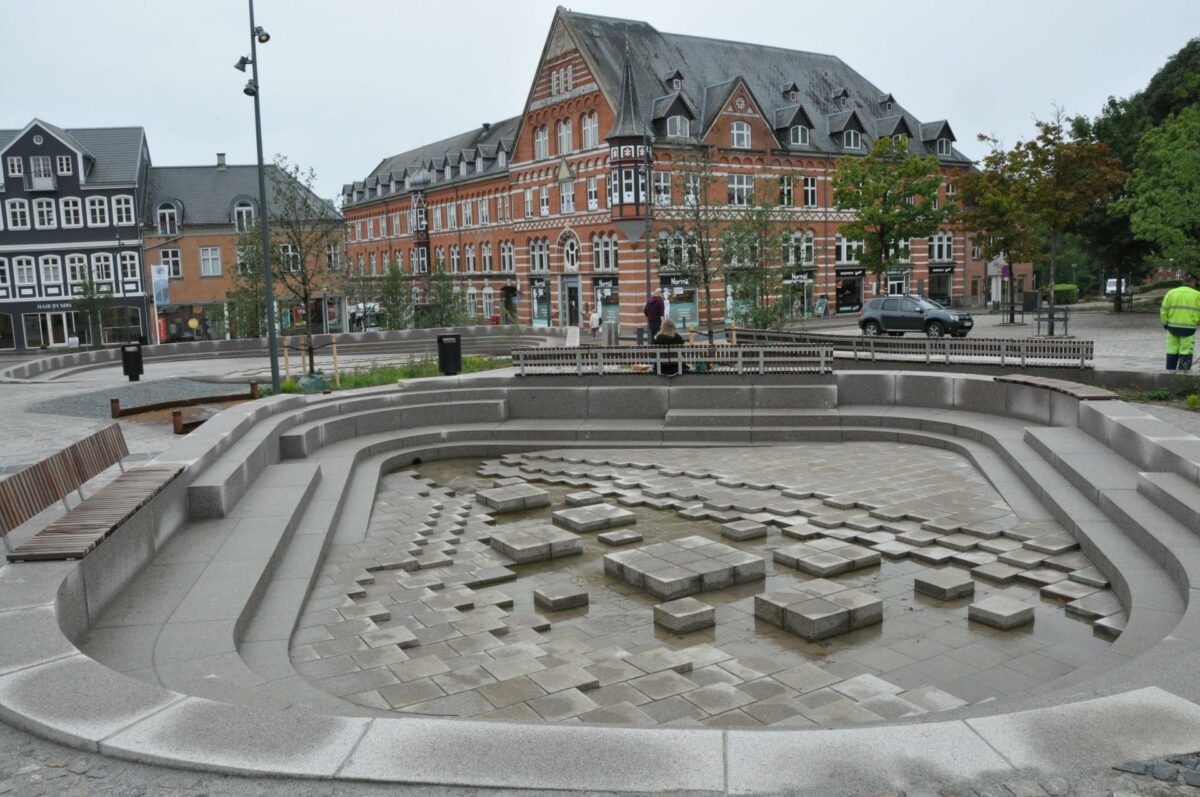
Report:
803,176,817,208
14,256,36,286
33,198,57,229
113,195,135,226
6,156,23,177
500,241,515,271
86,196,109,227
432,205,442,232
844,130,861,150
447,203,457,229
53,198,79,229
6,199,30,230
560,180,575,213
30,156,52,179
587,177,599,210
478,197,489,225
497,150,507,168
556,119,573,154
465,244,477,272
731,121,751,149
539,185,549,216
481,242,493,271
971,243,981,260
0,258,8,287
529,238,550,271
937,138,952,157
92,252,114,282
591,233,619,271
327,243,341,271
565,64,573,91
929,231,953,262
790,125,809,146
653,172,671,206
120,251,139,281
234,200,255,232
459,160,467,177
56,155,73,175
581,113,599,149
369,253,377,275
945,183,957,204
779,176,793,206
66,254,88,283
667,116,689,139
161,249,181,278
892,133,908,148
40,255,62,285
444,164,452,181
414,247,428,274
524,188,533,219
199,247,222,276
280,244,300,272
534,126,549,159
802,230,816,264
835,235,864,264
463,200,473,227
450,245,461,272
727,174,754,206
550,70,559,96
684,173,699,206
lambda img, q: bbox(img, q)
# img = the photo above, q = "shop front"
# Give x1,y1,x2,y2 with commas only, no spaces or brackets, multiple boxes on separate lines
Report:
158,303,222,342
559,275,581,327
530,277,551,327
886,267,911,296
835,268,865,314
660,274,697,330
23,300,145,348
928,265,954,306
782,270,816,319
593,276,620,327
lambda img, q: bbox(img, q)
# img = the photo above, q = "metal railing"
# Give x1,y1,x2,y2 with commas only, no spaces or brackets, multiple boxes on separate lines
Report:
735,329,1094,369
513,344,834,376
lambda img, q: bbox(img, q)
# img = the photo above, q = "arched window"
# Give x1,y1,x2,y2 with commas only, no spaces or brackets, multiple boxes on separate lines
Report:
112,195,135,226
843,130,861,150
501,241,515,272
459,160,467,177
557,120,573,154
32,198,56,229
667,116,690,139
60,198,82,228
581,113,599,148
157,203,177,235
92,252,114,282
789,125,809,146
40,255,62,285
466,286,477,318
534,126,549,159
892,133,908,148
482,287,495,318
481,242,493,271
66,254,87,283
120,251,139,281
465,244,476,272
731,121,751,149
928,231,954,262
86,196,109,227
5,199,29,230
592,234,618,271
562,234,579,270
450,245,461,272
234,200,255,232
936,138,952,157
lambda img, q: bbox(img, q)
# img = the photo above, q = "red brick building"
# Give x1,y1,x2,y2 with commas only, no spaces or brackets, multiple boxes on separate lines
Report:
342,9,1028,331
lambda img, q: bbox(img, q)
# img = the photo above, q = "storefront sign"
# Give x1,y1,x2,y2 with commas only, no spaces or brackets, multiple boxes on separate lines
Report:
928,265,955,275
593,276,618,289
783,271,814,285
835,268,865,278
151,265,170,306
34,301,75,311
660,274,690,288
530,277,548,288
885,267,912,277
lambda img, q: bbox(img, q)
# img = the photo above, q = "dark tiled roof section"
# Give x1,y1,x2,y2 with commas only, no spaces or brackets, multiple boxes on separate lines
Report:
142,164,337,227
0,124,145,185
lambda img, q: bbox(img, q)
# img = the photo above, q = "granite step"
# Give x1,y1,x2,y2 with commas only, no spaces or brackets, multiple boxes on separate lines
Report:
1136,471,1200,538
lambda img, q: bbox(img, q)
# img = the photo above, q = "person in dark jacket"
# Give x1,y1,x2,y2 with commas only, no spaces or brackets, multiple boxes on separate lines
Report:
643,289,665,341
653,317,686,376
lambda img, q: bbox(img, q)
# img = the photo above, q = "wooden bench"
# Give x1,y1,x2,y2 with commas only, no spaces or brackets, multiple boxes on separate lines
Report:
1,424,182,562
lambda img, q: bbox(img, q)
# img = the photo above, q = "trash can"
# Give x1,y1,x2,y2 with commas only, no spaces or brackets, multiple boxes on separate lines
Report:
604,322,620,346
437,333,462,376
121,342,144,382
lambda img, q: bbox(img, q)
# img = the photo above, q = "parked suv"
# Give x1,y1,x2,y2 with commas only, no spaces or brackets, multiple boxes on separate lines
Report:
858,295,973,337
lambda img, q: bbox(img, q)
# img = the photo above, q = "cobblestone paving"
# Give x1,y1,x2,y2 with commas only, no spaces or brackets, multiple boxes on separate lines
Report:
24,377,242,419
292,445,1117,726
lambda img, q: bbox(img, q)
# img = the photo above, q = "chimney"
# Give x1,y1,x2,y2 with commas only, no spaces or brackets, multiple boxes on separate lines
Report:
482,122,491,131
216,153,227,170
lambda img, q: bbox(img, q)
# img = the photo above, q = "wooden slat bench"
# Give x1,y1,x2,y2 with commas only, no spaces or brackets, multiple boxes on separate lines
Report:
1,424,182,562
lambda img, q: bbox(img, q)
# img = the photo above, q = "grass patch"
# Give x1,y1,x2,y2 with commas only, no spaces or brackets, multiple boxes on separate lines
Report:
262,356,510,396
1114,372,1200,411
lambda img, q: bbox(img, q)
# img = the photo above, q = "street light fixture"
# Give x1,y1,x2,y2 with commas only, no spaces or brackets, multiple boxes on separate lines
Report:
238,0,280,392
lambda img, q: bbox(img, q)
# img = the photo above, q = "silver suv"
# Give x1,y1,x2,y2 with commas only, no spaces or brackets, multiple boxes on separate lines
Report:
858,295,973,337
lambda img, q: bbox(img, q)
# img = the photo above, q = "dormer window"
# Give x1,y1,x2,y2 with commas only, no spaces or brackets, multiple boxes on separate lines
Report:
498,150,507,168
672,78,682,91
459,161,467,177
476,156,483,172
840,96,848,108
731,121,751,149
886,101,893,111
157,203,178,236
936,138,952,157
444,165,452,180
667,115,690,139
843,130,861,150
234,200,255,232
788,90,798,102
789,125,809,146
892,134,908,147
405,176,411,190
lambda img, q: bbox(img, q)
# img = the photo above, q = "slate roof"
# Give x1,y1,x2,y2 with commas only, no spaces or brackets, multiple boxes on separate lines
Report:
0,121,146,185
143,163,337,227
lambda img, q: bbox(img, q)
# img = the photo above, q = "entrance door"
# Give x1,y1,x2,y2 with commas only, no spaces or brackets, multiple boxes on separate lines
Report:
43,313,69,347
887,277,906,295
566,285,580,326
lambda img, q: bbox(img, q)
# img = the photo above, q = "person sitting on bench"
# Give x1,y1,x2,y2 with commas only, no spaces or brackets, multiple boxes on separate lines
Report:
653,318,688,376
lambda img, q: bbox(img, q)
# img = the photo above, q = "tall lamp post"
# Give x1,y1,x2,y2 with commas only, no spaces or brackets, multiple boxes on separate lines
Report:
235,0,280,393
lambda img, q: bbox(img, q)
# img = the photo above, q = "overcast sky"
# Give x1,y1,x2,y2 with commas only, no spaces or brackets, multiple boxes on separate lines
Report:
3,1,1198,201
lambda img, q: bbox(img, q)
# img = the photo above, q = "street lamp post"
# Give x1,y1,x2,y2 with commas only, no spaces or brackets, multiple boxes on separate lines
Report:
237,0,280,392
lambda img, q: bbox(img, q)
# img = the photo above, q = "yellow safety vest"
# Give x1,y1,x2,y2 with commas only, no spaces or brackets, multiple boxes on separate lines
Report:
1160,285,1200,331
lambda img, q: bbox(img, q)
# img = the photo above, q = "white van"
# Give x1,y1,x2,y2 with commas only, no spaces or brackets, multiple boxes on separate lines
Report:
1105,278,1131,296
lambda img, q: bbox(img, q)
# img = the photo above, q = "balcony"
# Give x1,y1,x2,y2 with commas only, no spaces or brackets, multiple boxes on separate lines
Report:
25,174,57,192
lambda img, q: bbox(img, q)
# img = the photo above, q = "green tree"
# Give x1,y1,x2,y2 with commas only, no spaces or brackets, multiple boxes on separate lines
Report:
653,144,725,341
832,136,955,295
1017,112,1126,333
722,183,788,330
71,273,115,349
1118,106,1200,274
959,136,1040,322
423,262,469,328
338,253,381,330
228,219,268,338
379,257,413,330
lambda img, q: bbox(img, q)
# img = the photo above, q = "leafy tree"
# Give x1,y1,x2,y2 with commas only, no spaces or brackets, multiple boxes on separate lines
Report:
1118,106,1200,274
721,185,788,329
959,136,1039,322
423,262,469,328
268,155,343,373
71,273,115,349
652,144,725,341
379,257,414,330
1016,112,1126,333
832,136,955,295
338,253,381,330
228,219,268,338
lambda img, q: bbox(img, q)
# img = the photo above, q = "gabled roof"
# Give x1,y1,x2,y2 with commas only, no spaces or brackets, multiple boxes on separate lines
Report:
877,114,917,139
827,109,869,134
651,91,697,121
0,121,146,185
920,120,956,142
142,163,339,227
773,104,815,131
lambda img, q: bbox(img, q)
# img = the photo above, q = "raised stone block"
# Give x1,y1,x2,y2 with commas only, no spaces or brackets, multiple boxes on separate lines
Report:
654,597,715,633
720,520,768,541
914,570,975,601
826,588,883,630
488,526,582,563
534,584,589,611
795,551,853,577
565,490,604,506
605,536,764,600
971,561,1023,583
782,598,850,641
552,503,636,533
476,483,551,513
598,529,643,546
910,545,956,565
968,595,1034,630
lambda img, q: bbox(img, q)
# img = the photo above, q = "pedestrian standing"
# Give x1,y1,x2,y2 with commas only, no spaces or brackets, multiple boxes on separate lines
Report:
588,306,601,339
1160,273,1200,371
643,289,665,342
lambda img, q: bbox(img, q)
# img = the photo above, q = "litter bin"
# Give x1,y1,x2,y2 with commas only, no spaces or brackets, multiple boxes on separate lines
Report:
437,333,462,376
121,342,144,382
604,322,620,346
